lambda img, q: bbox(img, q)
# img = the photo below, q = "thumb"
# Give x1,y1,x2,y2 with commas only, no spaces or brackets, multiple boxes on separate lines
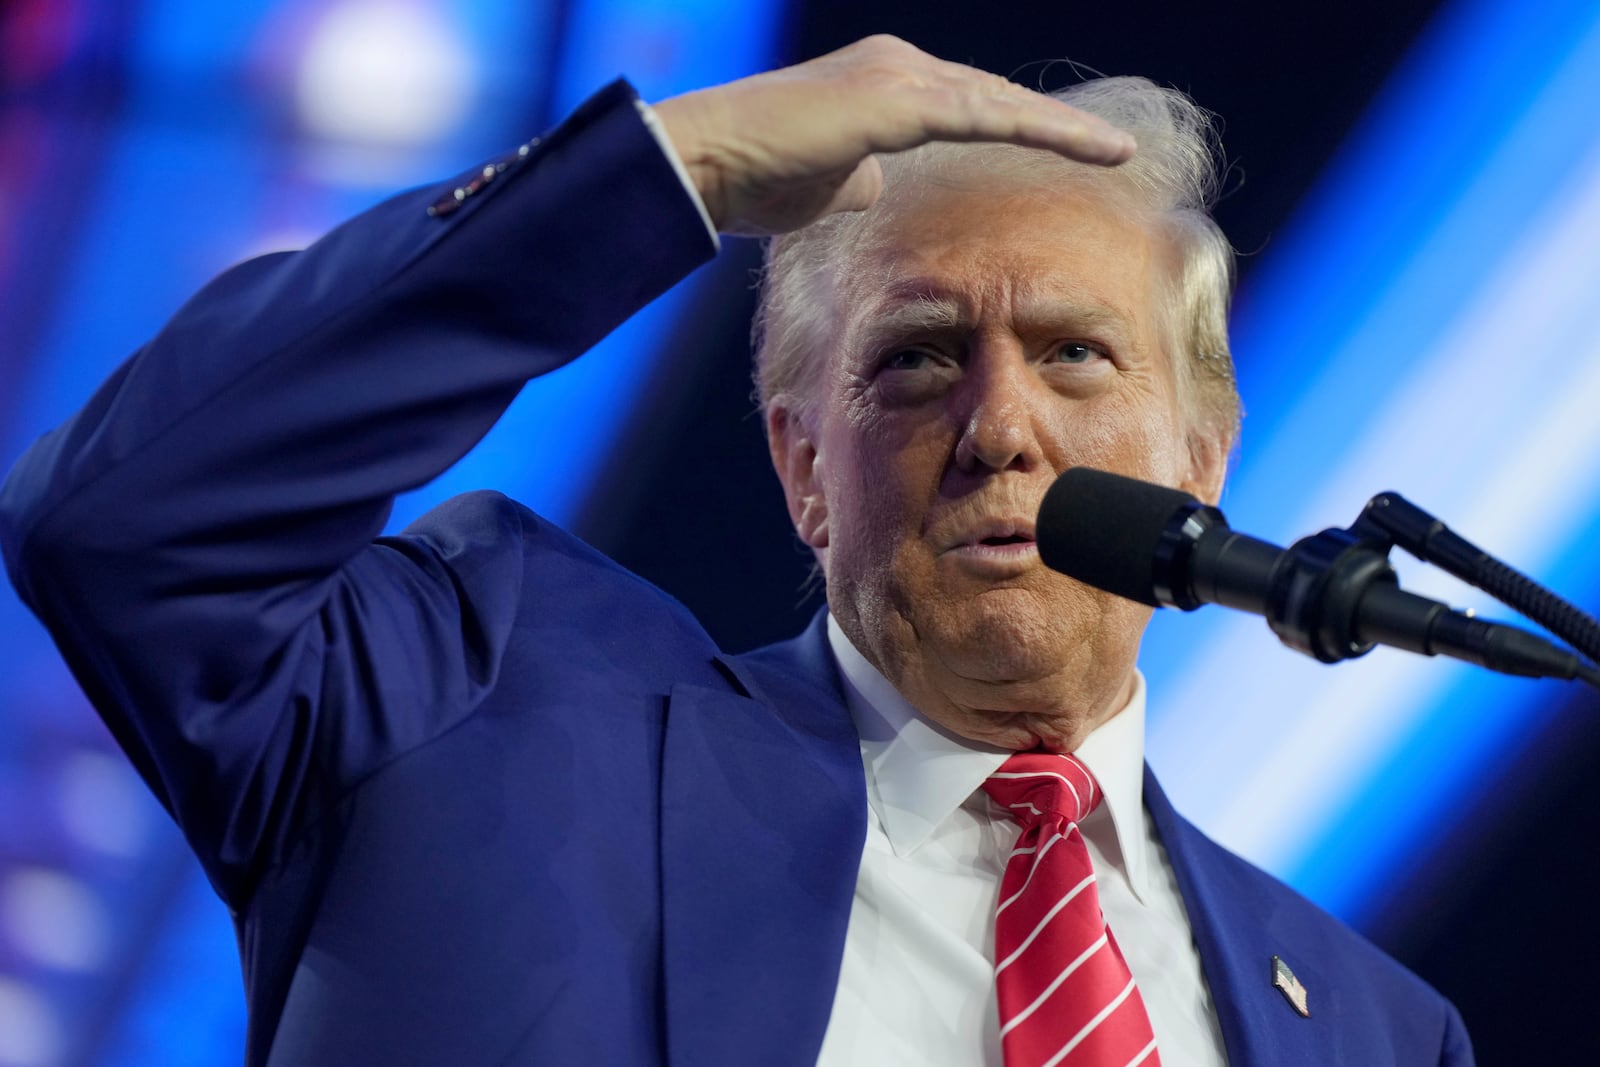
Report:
819,156,885,216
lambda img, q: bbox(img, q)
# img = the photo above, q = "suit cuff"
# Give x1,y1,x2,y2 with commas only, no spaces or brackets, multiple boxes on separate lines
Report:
634,98,721,250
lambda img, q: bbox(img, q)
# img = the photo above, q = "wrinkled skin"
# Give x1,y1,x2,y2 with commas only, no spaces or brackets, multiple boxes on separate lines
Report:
769,184,1227,752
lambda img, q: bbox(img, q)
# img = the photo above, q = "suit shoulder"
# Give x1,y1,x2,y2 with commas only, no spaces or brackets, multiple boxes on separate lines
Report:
391,489,721,655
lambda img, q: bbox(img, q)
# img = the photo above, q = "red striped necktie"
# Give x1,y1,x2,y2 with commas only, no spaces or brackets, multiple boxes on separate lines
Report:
981,752,1160,1067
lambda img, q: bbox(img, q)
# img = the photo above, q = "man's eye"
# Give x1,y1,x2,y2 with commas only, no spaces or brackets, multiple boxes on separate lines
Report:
1052,342,1102,364
883,349,936,371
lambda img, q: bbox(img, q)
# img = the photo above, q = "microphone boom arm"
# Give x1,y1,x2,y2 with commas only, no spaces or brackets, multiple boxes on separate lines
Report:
1353,492,1600,667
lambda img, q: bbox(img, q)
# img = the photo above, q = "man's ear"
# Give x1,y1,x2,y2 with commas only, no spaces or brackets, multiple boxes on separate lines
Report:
767,402,829,549
1180,422,1232,506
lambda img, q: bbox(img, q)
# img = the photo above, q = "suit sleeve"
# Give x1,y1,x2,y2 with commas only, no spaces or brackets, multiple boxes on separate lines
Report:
1439,1000,1475,1066
0,80,717,906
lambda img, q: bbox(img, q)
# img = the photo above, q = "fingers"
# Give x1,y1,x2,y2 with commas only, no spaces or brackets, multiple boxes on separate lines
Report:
840,38,1136,164
923,83,1136,163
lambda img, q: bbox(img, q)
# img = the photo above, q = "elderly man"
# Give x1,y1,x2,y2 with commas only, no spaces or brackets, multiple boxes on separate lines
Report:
1,36,1468,1067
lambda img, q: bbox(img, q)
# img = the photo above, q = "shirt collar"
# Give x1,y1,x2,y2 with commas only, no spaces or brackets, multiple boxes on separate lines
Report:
825,613,1154,900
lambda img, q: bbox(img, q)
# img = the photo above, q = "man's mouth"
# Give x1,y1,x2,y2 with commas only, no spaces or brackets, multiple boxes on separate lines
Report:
945,521,1040,563
979,533,1035,547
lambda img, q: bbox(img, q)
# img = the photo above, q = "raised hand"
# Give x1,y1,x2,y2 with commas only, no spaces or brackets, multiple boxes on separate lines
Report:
652,35,1136,237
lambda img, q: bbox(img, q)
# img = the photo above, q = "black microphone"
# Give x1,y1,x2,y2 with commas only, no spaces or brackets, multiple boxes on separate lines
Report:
1036,466,1595,682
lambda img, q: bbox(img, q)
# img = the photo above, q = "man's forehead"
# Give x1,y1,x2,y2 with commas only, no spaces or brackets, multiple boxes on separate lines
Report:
841,183,1156,299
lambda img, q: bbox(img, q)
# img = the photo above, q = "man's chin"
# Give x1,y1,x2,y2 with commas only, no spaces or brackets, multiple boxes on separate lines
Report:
907,625,1138,751
925,611,1089,690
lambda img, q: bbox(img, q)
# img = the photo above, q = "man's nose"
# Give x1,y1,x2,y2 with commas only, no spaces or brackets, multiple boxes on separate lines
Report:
952,353,1043,474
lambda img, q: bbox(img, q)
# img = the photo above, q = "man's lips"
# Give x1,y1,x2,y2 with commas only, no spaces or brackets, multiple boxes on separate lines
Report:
942,519,1039,555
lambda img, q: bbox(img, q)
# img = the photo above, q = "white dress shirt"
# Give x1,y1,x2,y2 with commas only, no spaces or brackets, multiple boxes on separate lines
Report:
816,616,1228,1066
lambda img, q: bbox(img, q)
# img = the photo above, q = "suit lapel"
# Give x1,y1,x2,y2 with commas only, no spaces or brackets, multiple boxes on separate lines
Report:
659,616,866,1067
1144,768,1338,1066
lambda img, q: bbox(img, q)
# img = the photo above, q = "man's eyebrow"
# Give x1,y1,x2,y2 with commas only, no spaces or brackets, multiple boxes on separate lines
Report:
855,291,969,349
856,283,1132,350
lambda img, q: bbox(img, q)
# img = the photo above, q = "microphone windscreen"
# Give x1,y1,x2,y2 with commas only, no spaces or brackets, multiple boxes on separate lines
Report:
1036,468,1200,607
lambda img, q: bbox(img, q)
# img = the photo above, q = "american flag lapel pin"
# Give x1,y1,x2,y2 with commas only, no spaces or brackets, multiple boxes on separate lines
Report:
1271,955,1310,1017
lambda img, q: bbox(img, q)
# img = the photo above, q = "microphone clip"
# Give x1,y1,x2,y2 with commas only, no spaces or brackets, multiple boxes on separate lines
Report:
1268,526,1397,664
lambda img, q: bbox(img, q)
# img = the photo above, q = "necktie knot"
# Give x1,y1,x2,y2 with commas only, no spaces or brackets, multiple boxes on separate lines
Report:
982,751,1102,830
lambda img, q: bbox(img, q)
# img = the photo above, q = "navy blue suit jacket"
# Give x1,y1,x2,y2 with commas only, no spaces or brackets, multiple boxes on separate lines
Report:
0,82,1471,1065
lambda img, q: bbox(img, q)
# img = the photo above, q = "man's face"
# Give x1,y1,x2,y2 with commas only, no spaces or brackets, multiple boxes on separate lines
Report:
770,181,1226,751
